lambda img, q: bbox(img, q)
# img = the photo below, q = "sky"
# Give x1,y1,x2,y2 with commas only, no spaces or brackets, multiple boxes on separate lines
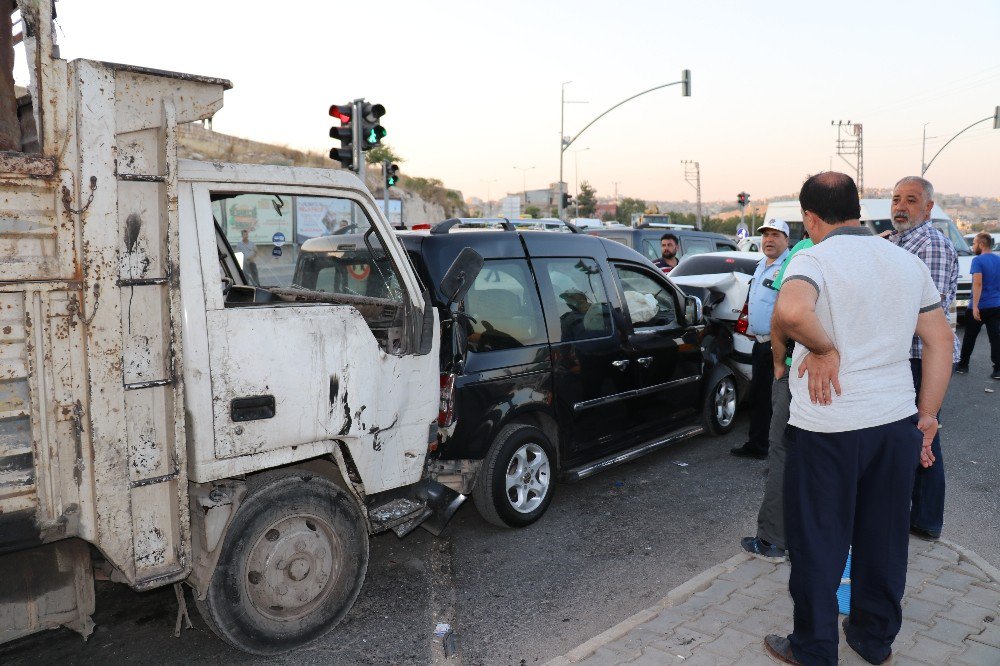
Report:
33,0,1000,204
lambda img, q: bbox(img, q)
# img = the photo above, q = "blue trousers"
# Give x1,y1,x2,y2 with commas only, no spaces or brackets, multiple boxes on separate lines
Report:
909,359,945,535
785,417,920,665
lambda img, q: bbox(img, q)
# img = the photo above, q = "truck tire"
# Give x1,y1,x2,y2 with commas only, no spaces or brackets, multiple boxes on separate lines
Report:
703,373,738,436
195,471,368,655
472,424,555,528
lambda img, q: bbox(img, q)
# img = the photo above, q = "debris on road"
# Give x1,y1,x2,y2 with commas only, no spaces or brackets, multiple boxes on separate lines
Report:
674,461,689,467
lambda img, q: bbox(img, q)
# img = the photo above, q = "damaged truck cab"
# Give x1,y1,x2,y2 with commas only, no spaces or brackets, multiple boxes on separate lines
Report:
0,1,471,654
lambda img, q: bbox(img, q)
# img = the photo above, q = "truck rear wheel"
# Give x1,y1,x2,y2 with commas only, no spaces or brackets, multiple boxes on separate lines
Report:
195,471,368,655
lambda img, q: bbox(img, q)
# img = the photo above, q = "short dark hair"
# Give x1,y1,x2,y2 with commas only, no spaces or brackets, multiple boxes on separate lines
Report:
975,232,994,247
661,233,679,243
798,172,861,224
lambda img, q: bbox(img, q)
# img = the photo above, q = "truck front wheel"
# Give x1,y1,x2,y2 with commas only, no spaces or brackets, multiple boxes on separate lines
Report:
195,471,368,655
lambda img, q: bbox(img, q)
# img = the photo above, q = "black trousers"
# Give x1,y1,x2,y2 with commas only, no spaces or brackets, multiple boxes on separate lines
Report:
959,306,1000,371
746,340,774,453
785,417,921,665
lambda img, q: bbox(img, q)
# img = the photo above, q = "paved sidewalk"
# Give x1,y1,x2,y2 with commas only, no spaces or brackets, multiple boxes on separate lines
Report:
546,537,1000,665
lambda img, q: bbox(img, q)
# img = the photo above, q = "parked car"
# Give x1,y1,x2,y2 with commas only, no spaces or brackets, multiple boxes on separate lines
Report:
587,226,739,267
354,220,741,528
668,252,763,387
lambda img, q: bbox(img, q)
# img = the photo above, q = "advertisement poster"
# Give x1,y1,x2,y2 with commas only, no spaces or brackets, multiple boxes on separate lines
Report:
296,196,357,242
224,194,292,246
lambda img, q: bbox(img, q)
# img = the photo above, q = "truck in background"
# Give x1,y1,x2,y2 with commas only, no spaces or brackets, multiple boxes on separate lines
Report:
0,1,477,654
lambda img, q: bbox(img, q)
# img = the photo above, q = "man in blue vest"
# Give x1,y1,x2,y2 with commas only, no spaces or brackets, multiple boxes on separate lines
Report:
731,219,790,460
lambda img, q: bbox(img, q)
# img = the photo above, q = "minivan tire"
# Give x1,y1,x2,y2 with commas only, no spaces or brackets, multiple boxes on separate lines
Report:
473,424,555,528
703,373,738,436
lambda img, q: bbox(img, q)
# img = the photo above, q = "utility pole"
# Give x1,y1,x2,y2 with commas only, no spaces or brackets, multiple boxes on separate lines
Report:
681,160,702,229
612,181,621,202
382,159,389,223
831,120,863,195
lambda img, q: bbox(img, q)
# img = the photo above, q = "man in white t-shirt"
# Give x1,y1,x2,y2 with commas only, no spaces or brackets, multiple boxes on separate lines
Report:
761,173,954,666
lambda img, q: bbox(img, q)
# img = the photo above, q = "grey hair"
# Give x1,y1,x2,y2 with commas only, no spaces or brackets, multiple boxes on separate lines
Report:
893,176,934,200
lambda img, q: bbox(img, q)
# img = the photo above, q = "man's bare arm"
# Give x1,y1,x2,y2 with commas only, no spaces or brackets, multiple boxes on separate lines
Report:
770,298,788,379
773,279,841,405
972,273,982,321
913,305,954,466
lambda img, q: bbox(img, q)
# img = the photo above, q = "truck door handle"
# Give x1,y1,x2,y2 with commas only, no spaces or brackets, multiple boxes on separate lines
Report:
611,360,629,371
637,356,653,368
231,395,276,422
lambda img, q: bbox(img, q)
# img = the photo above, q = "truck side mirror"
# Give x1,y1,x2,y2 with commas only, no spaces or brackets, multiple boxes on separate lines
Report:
684,294,703,325
439,247,484,307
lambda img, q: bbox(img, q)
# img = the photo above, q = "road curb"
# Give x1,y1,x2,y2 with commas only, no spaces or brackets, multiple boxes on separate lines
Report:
940,537,1000,582
544,552,752,665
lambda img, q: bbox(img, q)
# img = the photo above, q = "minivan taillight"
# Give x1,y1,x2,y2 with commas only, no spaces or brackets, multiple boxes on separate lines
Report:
735,301,751,337
438,373,456,427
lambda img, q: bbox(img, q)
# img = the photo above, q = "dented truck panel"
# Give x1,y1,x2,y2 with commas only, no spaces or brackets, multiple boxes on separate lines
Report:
178,170,439,493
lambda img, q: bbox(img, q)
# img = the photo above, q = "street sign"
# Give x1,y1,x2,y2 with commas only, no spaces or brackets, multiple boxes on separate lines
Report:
272,231,286,247
272,246,282,257
736,223,749,239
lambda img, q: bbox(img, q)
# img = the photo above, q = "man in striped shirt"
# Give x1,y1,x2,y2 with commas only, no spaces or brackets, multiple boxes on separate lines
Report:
886,176,959,541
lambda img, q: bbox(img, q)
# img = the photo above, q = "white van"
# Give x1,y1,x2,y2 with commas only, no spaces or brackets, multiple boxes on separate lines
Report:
762,200,974,316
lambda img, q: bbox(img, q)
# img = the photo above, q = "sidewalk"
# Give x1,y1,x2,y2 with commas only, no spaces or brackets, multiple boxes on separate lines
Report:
546,537,1000,665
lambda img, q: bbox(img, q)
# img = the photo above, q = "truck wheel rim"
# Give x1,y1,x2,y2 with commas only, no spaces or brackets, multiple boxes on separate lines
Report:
504,442,551,514
244,513,343,621
715,378,737,427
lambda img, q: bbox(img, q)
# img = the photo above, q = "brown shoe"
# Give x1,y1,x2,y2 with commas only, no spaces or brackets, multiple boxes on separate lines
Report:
763,634,802,665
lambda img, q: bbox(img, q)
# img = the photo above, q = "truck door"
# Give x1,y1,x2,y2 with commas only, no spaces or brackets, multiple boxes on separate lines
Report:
184,182,433,491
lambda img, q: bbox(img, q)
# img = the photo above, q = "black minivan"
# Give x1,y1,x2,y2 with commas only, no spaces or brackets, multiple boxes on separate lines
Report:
388,220,740,528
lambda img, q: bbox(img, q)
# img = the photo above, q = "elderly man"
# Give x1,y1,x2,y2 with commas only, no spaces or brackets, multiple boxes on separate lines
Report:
764,172,954,665
956,232,1000,378
886,176,959,541
730,219,790,460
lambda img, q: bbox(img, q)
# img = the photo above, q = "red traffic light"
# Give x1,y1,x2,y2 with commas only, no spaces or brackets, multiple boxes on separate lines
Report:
329,104,352,123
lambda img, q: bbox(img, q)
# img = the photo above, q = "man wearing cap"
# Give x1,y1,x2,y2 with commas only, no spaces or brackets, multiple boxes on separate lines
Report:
731,219,790,460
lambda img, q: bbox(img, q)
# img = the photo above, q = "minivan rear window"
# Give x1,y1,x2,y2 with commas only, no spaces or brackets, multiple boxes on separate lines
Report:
463,260,547,352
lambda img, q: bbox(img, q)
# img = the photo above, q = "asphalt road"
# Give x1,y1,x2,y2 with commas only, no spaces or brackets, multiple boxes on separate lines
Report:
2,329,997,665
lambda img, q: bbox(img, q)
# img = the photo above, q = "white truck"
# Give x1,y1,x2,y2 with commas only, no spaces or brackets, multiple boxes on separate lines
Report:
0,1,477,655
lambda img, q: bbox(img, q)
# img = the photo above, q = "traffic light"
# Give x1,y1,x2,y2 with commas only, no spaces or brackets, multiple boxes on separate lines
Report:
360,102,386,150
681,69,691,97
386,163,400,188
329,103,355,170
737,192,749,207
562,193,573,208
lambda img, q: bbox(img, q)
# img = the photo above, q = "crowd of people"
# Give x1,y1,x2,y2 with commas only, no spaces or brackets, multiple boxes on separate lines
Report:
712,172,997,665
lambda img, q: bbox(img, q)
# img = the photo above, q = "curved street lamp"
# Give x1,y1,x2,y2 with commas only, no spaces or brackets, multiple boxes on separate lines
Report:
922,106,1000,176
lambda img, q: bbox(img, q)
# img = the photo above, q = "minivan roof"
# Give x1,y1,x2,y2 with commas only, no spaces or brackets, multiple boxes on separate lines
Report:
763,199,952,223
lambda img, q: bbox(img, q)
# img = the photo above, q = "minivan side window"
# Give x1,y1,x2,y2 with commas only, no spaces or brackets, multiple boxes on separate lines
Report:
463,260,546,352
614,265,679,329
539,258,613,342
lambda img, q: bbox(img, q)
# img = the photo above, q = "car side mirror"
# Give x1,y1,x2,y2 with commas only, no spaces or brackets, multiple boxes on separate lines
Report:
439,247,485,308
685,294,703,325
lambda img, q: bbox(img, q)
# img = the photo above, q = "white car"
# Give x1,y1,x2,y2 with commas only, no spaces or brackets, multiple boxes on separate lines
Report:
737,235,762,252
669,251,764,388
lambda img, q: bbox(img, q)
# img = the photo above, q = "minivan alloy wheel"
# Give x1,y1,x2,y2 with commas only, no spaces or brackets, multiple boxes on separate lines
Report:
714,377,737,428
505,442,551,514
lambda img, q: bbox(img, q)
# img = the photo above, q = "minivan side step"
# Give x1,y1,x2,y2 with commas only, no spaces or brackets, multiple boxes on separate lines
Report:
561,425,704,482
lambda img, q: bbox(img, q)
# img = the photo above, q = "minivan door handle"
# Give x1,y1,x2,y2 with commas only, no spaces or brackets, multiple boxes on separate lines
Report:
611,360,629,371
637,356,653,368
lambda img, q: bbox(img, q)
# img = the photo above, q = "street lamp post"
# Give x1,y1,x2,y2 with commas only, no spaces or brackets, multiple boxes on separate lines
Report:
922,107,1000,176
572,147,590,214
513,165,535,215
480,178,498,217
558,70,691,220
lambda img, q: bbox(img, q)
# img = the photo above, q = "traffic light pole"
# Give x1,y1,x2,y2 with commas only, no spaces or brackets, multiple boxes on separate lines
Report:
382,159,390,225
559,71,691,219
353,97,365,177
921,108,999,176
